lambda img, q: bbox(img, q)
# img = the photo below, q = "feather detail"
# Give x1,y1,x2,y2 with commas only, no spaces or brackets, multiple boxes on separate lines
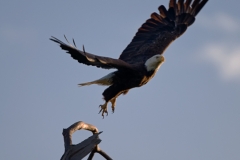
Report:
194,0,208,16
158,5,168,18
177,0,184,15
50,36,135,70
119,0,208,64
184,0,192,13
169,0,176,8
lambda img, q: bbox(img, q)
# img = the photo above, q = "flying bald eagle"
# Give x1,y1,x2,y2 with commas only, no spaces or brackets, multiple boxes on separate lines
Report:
50,0,208,117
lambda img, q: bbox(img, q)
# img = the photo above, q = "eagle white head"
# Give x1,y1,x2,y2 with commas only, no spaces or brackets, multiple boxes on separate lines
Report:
145,55,165,71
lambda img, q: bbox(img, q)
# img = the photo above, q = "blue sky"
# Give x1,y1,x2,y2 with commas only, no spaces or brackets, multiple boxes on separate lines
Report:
1,1,240,160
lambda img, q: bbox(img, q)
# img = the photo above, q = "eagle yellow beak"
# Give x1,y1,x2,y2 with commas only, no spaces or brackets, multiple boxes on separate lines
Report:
158,55,165,62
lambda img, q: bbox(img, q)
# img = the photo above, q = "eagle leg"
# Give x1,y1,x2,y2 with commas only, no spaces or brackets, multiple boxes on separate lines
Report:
99,102,108,118
110,98,117,113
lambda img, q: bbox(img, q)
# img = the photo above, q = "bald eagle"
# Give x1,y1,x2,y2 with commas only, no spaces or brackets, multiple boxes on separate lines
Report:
50,0,208,117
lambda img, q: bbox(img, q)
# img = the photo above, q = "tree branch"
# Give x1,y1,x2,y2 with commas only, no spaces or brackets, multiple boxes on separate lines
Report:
62,121,99,151
60,121,112,160
87,145,113,160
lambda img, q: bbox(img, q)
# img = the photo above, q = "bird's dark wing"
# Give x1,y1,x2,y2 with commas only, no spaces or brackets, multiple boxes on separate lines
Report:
50,36,134,70
119,0,208,65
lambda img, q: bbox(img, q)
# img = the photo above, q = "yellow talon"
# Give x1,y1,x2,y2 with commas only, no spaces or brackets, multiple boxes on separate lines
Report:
110,98,116,113
99,102,108,118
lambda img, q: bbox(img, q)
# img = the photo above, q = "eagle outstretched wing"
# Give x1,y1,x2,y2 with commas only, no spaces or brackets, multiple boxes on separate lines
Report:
50,36,134,70
119,0,208,65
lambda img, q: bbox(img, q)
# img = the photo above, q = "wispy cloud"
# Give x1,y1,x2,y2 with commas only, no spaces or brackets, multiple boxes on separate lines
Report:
198,12,240,33
202,43,240,81
198,12,240,82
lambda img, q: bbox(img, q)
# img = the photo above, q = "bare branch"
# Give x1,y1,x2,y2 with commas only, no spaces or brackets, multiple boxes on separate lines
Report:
60,121,112,160
60,132,102,160
87,145,113,160
62,121,99,151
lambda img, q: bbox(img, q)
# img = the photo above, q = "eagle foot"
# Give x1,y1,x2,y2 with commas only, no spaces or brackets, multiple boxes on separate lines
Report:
99,102,108,118
110,98,116,113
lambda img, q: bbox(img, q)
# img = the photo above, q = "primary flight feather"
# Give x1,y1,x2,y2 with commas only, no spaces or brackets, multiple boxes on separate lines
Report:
50,0,208,118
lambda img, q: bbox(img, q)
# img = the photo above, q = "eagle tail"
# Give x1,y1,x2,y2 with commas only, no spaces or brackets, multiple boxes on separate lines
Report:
78,72,114,87
78,81,101,86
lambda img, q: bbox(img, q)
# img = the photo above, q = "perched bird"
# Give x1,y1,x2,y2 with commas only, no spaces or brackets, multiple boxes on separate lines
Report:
50,0,208,118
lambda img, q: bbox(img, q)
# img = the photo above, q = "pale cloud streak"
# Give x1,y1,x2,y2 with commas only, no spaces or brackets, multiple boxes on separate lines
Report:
198,12,240,82
202,43,240,81
198,12,240,33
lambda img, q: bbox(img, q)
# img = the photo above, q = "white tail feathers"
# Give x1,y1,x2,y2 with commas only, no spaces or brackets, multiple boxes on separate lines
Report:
78,72,115,87
78,81,98,86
